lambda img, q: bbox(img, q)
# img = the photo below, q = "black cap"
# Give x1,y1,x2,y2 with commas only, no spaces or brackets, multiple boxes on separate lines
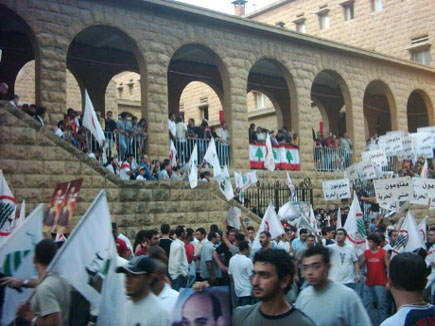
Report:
116,256,155,275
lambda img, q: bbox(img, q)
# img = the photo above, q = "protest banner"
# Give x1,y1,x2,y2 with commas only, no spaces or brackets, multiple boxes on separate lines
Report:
344,164,359,183
398,136,415,160
412,177,435,206
322,178,351,201
373,176,412,204
43,178,83,234
357,161,377,181
378,134,404,157
410,132,434,158
361,149,388,167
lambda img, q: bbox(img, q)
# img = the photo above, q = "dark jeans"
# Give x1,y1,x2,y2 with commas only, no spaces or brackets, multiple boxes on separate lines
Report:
237,296,254,306
172,275,187,291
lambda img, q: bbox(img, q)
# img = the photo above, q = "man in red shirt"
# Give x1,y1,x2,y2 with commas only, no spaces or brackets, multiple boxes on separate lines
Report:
112,222,131,259
184,228,195,264
360,233,390,326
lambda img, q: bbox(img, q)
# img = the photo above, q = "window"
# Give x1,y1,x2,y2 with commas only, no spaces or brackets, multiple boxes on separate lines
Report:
199,97,209,120
371,0,382,12
295,21,306,33
318,13,330,30
255,92,266,109
293,15,306,33
408,35,431,65
411,49,431,65
342,2,354,21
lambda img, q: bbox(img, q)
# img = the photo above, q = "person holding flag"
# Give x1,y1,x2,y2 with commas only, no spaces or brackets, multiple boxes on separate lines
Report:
16,239,71,326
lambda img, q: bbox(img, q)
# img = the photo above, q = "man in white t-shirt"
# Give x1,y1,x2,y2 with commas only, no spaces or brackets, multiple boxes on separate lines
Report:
168,113,176,142
327,228,360,288
381,252,435,326
151,259,179,316
228,240,254,306
119,154,138,181
116,256,170,326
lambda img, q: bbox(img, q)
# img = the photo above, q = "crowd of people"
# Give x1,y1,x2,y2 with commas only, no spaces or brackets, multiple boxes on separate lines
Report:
249,123,300,147
4,215,435,325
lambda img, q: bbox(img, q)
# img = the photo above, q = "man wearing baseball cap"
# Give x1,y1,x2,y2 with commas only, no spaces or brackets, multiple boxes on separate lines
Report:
116,256,170,326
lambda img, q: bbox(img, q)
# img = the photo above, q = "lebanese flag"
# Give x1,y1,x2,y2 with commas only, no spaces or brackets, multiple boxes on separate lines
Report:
249,143,300,170
0,170,17,242
83,90,106,146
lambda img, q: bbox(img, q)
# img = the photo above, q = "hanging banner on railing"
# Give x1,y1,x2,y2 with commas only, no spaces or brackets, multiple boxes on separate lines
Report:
322,178,351,201
373,176,412,204
249,143,300,170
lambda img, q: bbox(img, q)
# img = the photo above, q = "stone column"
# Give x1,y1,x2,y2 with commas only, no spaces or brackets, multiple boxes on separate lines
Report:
144,52,170,161
348,85,367,162
226,66,250,170
35,38,67,126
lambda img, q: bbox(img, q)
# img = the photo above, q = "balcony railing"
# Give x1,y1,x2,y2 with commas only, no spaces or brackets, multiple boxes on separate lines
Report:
314,147,352,172
175,138,230,167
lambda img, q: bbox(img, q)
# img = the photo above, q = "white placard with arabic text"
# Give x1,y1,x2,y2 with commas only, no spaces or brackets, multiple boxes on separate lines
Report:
374,176,413,203
322,178,351,201
362,149,388,167
357,161,377,181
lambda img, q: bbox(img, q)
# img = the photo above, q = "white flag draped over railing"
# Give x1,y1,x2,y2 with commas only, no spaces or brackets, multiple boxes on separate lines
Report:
44,191,125,326
0,204,44,326
264,133,275,171
188,144,198,189
203,138,222,180
83,90,105,146
219,166,234,201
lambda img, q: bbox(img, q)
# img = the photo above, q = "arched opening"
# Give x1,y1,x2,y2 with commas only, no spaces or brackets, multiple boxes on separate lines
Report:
106,71,142,119
363,80,395,138
15,60,82,111
247,59,297,133
246,90,279,134
167,44,229,166
311,70,352,171
0,4,39,102
67,25,146,116
407,90,432,132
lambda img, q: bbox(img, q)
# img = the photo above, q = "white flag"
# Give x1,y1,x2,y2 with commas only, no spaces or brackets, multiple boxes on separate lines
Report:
46,191,125,325
343,192,367,256
188,144,198,189
278,201,300,221
421,159,429,178
0,170,17,244
255,203,285,243
240,171,258,191
309,206,320,235
336,207,342,229
418,216,428,243
0,204,44,326
83,90,105,146
286,171,295,194
234,171,243,190
219,166,234,201
264,133,275,171
169,140,177,167
297,212,316,235
393,211,425,255
203,138,222,180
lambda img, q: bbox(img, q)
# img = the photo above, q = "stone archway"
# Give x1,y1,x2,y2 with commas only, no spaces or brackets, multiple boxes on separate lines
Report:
407,89,433,132
247,58,298,132
0,4,40,102
67,25,146,116
363,80,396,137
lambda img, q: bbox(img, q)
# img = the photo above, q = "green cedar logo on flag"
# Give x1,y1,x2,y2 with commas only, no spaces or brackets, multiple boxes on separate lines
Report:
286,150,293,163
356,218,367,238
255,147,263,161
273,149,278,160
1,250,31,277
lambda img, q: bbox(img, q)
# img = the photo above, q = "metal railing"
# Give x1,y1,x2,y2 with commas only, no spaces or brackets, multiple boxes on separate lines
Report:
244,179,314,217
314,147,352,172
84,131,147,162
175,138,230,167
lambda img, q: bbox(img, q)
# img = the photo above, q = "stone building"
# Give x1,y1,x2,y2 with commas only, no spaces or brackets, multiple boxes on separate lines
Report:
1,0,435,231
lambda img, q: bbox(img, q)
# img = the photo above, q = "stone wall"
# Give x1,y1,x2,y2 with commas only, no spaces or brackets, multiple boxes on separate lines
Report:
248,0,435,68
0,106,261,240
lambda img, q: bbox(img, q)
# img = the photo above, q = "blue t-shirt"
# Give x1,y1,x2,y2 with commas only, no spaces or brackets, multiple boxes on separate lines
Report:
381,304,435,326
158,169,169,181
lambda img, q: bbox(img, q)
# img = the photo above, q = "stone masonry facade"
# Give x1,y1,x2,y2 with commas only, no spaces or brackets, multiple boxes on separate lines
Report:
2,0,435,171
248,0,435,68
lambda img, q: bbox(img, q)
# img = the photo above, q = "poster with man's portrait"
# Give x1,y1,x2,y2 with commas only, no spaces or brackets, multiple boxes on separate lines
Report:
171,286,232,326
43,178,83,234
